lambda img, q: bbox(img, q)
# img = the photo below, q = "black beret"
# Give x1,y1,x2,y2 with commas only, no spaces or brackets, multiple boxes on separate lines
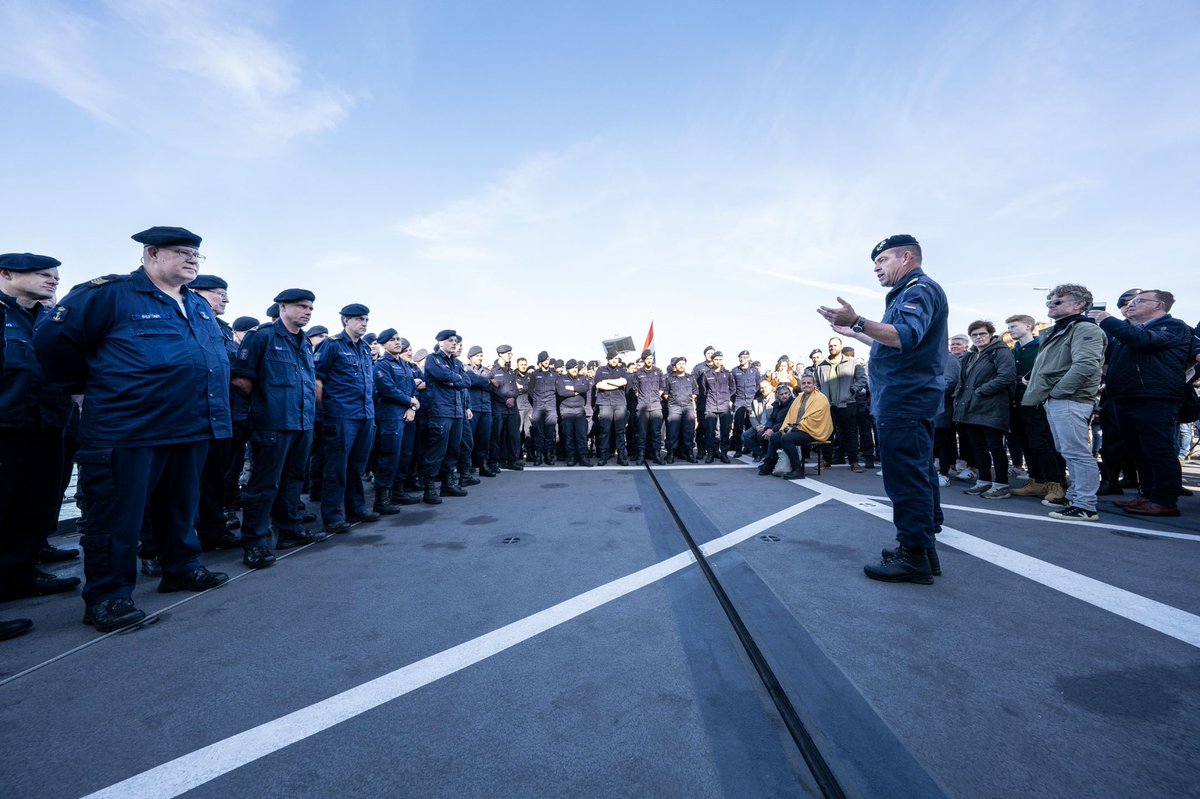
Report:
306,325,329,337
537,350,550,363
809,348,823,357
712,351,724,358
607,351,621,360
738,349,750,357
131,226,202,248
435,329,457,342
377,328,398,344
641,349,654,360
274,288,315,303
587,360,598,368
0,253,61,272
188,274,227,290
566,358,579,370
704,344,716,354
232,316,259,332
554,358,564,368
496,344,512,354
398,338,411,350
265,303,279,318
340,303,370,317
1116,288,1143,309
870,234,919,261
363,333,378,344
468,345,483,357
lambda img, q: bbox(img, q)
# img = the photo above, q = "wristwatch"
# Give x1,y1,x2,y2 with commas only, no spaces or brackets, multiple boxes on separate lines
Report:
851,316,866,334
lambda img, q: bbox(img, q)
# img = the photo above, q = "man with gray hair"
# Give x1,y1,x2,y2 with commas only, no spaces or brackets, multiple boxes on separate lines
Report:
1021,284,1107,521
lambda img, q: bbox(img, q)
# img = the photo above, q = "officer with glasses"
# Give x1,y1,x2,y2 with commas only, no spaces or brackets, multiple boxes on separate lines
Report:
35,226,231,632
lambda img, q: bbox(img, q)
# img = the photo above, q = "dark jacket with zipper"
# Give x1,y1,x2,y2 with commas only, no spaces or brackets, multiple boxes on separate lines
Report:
952,335,1015,431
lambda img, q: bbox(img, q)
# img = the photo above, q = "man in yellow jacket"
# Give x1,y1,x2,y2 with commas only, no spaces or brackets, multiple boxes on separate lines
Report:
772,374,834,479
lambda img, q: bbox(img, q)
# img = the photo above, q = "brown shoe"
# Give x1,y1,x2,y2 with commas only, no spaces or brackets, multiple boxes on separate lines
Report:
1010,480,1047,497
1041,482,1065,503
1123,501,1181,517
850,463,865,473
1114,497,1149,509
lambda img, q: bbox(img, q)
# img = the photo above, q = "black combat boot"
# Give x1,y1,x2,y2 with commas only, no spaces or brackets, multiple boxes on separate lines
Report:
373,489,402,515
865,545,934,584
440,475,468,498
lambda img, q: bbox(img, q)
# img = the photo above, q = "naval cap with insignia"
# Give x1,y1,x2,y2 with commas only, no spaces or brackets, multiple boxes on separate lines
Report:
870,234,919,262
274,288,315,303
306,325,329,337
0,253,61,272
188,274,227,290
435,329,457,342
232,316,259,332
131,226,202,248
340,303,370,317
377,328,398,345
265,303,279,319
496,344,512,354
467,345,483,357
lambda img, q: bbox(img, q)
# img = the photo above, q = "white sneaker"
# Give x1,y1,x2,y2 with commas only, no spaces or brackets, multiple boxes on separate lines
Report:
937,474,950,487
955,468,977,482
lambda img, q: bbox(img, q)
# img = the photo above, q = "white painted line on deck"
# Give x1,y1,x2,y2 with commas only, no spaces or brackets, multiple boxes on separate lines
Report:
863,495,1200,543
80,494,831,799
800,478,1200,649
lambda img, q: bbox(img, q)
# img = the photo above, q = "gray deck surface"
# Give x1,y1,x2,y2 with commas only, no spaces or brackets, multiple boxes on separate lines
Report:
2,459,1198,798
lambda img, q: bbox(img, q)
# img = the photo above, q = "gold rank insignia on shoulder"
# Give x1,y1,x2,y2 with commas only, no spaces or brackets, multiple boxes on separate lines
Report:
51,305,69,322
89,276,110,286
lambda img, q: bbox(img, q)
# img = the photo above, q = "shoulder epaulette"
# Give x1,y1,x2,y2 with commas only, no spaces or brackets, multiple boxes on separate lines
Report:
68,274,128,293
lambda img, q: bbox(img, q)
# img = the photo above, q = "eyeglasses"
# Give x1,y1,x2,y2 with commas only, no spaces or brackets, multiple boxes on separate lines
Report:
167,248,206,262
969,331,991,338
1127,297,1161,306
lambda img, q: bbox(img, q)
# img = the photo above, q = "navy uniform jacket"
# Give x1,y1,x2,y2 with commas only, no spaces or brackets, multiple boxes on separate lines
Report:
529,367,558,410
0,292,71,428
374,353,418,424
424,348,472,418
700,367,736,413
232,319,316,431
466,364,495,413
692,362,712,399
731,365,762,410
593,364,628,407
665,372,698,411
633,366,666,411
34,268,231,446
556,374,593,415
315,332,374,421
868,268,949,419
490,363,519,412
215,315,250,424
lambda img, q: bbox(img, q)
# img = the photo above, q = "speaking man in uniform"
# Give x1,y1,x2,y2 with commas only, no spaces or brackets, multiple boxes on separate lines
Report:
818,234,949,584
36,226,231,631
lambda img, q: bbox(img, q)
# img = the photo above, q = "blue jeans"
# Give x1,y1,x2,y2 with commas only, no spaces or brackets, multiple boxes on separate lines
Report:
877,416,942,549
1044,399,1099,512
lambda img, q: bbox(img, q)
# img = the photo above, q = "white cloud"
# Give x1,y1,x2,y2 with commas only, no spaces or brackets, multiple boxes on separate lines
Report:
0,0,353,154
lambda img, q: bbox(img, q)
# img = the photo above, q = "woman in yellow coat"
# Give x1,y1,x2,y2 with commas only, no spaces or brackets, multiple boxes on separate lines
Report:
775,374,833,479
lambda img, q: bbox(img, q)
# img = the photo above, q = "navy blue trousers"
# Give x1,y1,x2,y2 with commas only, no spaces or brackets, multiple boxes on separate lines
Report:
76,440,207,604
422,417,463,479
1115,399,1183,507
374,419,407,491
321,418,374,523
877,416,943,549
242,429,312,546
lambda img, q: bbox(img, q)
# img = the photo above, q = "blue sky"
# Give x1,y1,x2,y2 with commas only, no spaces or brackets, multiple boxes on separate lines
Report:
2,0,1197,366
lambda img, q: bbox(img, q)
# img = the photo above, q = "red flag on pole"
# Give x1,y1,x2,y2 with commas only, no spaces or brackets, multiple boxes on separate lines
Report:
642,320,655,356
